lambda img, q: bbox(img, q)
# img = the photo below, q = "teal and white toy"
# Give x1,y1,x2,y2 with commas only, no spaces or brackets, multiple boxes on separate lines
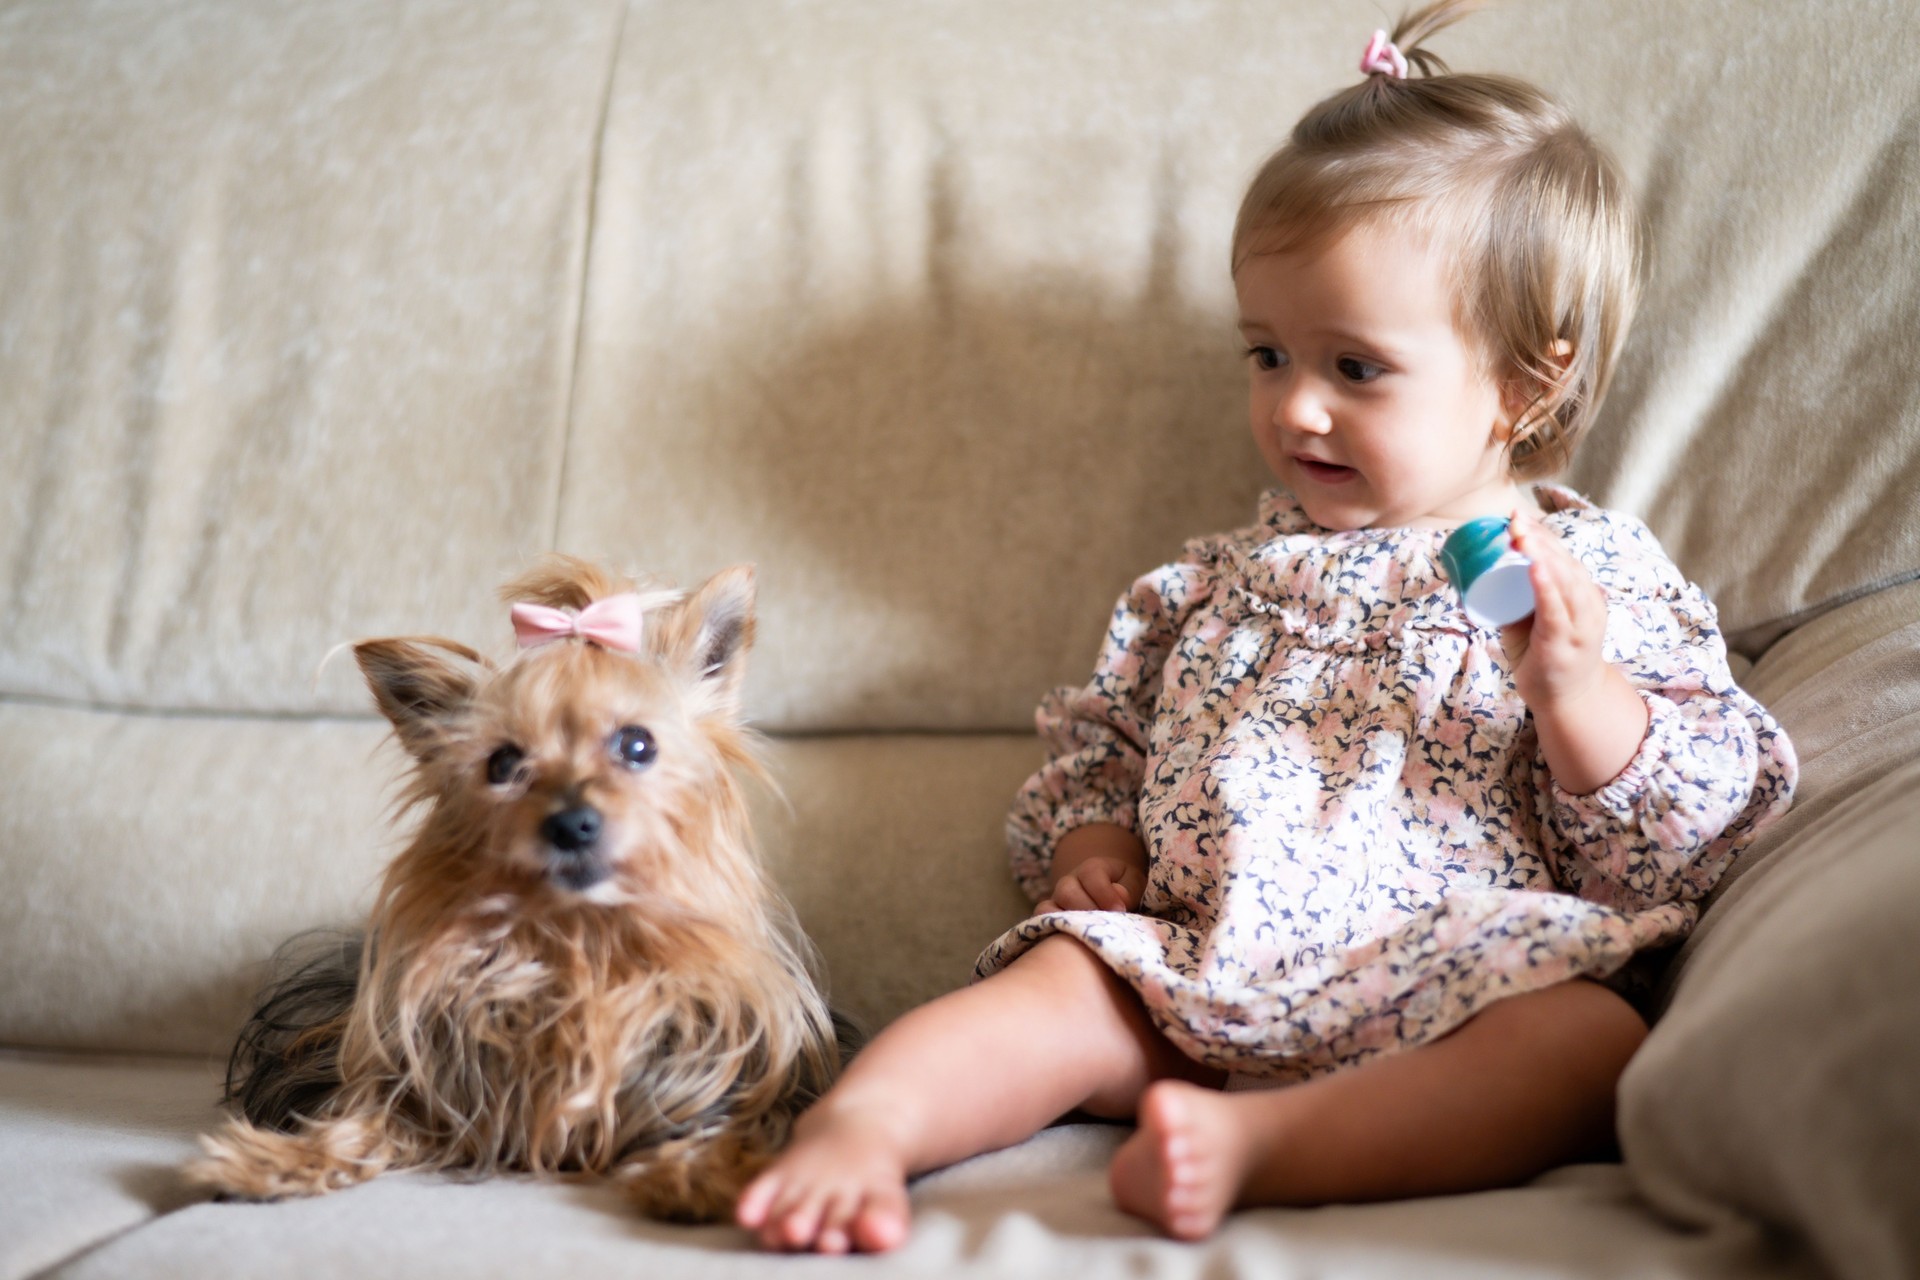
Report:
1439,517,1536,628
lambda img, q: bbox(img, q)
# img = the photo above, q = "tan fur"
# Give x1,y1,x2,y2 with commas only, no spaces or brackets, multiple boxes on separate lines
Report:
186,557,840,1221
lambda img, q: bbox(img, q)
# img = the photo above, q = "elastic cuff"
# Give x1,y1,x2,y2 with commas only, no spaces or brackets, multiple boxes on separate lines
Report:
1550,690,1669,826
1047,800,1139,840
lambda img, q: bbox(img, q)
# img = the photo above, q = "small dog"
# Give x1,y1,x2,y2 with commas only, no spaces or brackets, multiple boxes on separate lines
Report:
186,557,843,1221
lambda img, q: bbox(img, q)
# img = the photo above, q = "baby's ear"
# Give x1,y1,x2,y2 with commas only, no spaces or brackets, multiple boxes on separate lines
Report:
1499,339,1576,439
353,637,490,760
679,564,756,708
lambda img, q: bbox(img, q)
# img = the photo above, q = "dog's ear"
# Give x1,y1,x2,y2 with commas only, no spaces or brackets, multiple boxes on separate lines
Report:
353,637,490,760
680,564,756,706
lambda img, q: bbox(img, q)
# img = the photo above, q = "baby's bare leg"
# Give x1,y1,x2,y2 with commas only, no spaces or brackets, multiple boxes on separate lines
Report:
736,934,1212,1253
1110,977,1647,1239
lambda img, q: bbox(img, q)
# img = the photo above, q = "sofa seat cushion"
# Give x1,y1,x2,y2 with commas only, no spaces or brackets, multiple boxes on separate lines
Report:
0,1052,212,1280
3,1050,1815,1280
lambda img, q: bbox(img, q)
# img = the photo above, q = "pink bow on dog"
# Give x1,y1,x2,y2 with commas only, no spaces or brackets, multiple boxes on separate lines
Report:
511,594,645,652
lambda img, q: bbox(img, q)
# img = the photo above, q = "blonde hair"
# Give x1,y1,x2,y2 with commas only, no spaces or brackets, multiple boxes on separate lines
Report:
1232,0,1641,478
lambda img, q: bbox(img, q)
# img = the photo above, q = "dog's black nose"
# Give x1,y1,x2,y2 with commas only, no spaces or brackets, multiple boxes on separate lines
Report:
540,805,602,852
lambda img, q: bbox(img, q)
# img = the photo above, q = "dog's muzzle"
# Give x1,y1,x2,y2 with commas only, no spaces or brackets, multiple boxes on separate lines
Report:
540,805,610,891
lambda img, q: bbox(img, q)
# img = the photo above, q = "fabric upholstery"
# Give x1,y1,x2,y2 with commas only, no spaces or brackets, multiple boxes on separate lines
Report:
55,1163,1816,1280
0,703,398,1055
1620,760,1920,1280
0,1051,1815,1280
4,1,1917,728
0,698,1034,1056
1669,578,1920,918
3,1,1918,1277
0,0,622,715
1618,582,1920,1280
564,0,1920,727
0,1052,213,1280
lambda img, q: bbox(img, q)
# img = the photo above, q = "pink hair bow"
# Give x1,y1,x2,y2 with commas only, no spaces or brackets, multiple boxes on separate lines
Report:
1360,29,1408,79
511,594,645,653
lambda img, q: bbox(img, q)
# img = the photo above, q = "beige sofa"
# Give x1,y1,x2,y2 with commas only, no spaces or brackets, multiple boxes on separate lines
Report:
4,2,1917,1277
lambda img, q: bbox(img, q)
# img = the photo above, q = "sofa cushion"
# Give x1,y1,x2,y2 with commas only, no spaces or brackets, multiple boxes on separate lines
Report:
1619,581,1920,1280
1690,578,1920,909
1557,4,1920,655
555,0,1920,736
0,1055,1812,1280
5,1,1916,732
1620,758,1920,1280
0,1052,212,1280
0,698,1033,1056
0,0,622,715
0,704,396,1055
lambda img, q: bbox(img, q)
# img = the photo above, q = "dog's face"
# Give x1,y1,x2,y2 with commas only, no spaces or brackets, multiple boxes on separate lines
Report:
353,562,762,911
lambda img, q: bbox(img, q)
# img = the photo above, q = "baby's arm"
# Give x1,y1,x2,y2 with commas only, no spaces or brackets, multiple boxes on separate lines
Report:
1035,823,1148,915
1503,511,1795,912
1008,546,1219,905
1502,511,1650,795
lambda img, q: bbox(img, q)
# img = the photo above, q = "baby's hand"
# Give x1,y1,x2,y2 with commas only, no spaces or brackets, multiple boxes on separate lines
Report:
1035,856,1145,915
1500,510,1612,713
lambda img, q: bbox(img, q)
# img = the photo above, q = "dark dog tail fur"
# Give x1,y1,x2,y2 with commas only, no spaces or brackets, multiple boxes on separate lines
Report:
222,930,362,1133
223,930,868,1136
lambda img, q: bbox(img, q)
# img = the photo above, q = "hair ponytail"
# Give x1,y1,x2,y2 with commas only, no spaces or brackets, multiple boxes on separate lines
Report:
1385,0,1487,78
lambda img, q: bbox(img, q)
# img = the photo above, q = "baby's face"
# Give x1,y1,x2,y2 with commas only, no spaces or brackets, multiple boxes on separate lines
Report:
1235,220,1526,531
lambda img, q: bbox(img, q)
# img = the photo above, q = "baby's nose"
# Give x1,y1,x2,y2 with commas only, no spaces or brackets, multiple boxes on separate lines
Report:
1276,381,1332,433
540,804,602,852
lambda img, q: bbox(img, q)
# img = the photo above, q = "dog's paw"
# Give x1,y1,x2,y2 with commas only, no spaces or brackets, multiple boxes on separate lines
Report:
616,1130,763,1223
184,1118,384,1201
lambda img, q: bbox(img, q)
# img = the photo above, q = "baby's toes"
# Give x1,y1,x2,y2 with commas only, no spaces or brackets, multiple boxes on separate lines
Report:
758,1183,822,1250
850,1183,911,1253
810,1187,863,1255
732,1170,781,1229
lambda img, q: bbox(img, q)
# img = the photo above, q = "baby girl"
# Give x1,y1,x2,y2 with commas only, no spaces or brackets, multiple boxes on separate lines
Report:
738,0,1796,1251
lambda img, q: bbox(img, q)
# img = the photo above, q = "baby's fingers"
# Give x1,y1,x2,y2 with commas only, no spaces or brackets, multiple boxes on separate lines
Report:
1530,552,1575,636
1511,516,1580,624
1499,615,1533,664
1516,513,1591,586
1049,876,1099,912
1077,862,1136,912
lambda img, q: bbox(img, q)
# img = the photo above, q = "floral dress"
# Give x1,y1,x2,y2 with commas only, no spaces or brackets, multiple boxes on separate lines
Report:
975,486,1796,1083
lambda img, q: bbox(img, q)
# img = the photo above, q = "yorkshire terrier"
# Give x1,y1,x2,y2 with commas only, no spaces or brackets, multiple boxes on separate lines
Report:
185,557,844,1221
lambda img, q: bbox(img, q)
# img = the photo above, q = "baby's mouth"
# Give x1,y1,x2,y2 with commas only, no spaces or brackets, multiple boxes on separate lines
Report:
1294,457,1358,484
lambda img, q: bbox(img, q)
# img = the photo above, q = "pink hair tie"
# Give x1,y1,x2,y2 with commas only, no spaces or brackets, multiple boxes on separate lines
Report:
1360,29,1409,79
511,594,645,653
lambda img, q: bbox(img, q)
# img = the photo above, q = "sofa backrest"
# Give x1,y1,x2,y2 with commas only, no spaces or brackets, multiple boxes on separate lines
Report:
5,2,1917,734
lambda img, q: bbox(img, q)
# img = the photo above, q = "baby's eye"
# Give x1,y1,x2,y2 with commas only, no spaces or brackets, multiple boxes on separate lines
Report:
485,744,525,787
1336,356,1384,383
1245,345,1286,372
611,725,658,770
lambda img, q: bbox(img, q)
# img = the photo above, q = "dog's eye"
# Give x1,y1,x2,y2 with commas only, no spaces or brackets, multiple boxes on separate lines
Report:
612,725,657,769
485,745,524,786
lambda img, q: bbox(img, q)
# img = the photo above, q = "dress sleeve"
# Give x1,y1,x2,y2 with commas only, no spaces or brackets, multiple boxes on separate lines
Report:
1538,569,1798,914
1005,542,1220,902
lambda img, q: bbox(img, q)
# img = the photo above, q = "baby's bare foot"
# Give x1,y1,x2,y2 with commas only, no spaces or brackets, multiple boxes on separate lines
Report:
1109,1080,1259,1240
735,1108,911,1253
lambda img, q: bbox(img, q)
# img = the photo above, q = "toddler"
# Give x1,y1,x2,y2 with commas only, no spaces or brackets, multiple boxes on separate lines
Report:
738,0,1795,1252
